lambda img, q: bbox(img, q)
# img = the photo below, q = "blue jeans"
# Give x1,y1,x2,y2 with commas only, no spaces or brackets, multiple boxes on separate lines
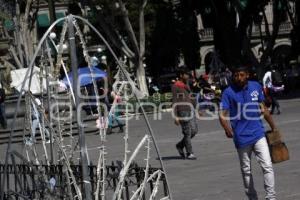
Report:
31,119,39,139
108,114,124,128
237,137,276,200
108,107,124,129
31,118,50,140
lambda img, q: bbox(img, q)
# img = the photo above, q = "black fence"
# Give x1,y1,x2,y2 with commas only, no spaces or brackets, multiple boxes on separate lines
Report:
0,161,168,200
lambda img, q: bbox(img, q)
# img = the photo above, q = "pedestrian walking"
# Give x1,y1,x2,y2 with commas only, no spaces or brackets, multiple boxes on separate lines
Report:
107,91,125,134
172,68,198,160
0,85,7,129
262,66,283,114
219,66,278,200
26,97,50,144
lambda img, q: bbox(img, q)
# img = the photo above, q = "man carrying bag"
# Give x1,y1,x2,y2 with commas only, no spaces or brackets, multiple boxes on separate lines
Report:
219,66,278,200
265,129,289,163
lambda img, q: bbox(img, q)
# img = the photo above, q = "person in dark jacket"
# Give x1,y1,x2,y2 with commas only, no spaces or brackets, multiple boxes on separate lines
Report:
172,68,198,160
0,85,7,129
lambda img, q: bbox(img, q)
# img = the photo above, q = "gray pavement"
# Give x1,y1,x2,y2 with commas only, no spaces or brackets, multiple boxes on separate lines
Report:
101,98,300,200
1,98,300,199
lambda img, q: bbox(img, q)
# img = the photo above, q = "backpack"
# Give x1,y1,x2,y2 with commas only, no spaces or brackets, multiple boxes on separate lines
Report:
271,70,283,86
219,75,229,88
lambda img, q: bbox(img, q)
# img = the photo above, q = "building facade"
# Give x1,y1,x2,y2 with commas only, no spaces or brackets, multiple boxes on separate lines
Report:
196,1,295,73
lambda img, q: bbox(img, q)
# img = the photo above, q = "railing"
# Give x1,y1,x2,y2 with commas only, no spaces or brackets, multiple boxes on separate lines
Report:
198,28,214,41
0,162,168,200
252,22,292,36
278,22,293,33
198,21,292,42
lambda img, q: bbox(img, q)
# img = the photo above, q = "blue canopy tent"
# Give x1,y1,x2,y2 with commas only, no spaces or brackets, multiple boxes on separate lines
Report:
62,66,107,115
62,66,107,87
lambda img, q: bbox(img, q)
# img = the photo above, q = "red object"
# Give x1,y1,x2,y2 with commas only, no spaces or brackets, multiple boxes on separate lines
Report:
174,81,189,90
202,74,209,81
263,87,272,107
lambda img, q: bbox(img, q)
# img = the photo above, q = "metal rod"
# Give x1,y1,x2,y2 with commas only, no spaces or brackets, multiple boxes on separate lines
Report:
67,15,92,200
0,16,66,200
45,42,54,164
73,16,173,200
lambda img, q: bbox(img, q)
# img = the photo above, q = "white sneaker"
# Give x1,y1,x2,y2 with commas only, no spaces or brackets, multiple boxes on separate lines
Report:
186,154,197,160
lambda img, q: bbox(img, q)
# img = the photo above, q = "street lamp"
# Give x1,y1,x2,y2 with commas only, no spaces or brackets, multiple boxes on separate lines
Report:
49,32,57,39
101,55,107,65
56,43,68,51
97,47,103,53
48,33,68,53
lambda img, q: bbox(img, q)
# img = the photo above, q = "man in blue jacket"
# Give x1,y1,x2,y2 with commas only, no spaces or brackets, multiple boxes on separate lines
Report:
219,66,277,200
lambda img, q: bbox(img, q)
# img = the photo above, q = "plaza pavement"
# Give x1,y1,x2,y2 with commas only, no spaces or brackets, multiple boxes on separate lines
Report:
98,98,300,200
0,98,300,200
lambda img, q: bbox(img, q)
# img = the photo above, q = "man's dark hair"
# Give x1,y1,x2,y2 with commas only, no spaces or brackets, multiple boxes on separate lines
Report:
232,66,249,74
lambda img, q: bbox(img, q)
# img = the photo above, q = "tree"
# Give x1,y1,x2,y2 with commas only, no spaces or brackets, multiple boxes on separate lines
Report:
147,1,179,77
291,0,300,61
147,0,200,80
83,0,150,96
196,0,293,77
1,0,39,70
178,0,201,70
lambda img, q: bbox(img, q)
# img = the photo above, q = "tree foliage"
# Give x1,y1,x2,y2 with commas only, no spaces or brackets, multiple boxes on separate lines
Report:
79,0,158,95
194,0,294,77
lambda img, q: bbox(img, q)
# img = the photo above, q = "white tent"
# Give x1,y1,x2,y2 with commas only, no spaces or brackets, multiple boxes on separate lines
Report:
10,67,48,94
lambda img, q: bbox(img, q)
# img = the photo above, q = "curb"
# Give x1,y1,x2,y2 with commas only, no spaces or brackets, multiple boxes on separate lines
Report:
121,108,172,118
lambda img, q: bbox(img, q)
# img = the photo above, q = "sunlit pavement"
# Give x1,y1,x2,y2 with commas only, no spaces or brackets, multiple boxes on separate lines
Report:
1,98,299,200
100,98,300,200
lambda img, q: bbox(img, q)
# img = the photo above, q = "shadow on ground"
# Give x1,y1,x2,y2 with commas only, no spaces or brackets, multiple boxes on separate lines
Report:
157,156,185,161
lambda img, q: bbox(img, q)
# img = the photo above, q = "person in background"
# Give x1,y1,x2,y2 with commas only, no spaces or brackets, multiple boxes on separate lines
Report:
219,67,232,91
27,98,50,144
172,68,198,160
0,83,7,129
105,90,125,134
262,66,282,114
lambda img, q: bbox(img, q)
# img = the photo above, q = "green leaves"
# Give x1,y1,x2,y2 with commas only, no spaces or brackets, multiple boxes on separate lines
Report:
240,0,248,10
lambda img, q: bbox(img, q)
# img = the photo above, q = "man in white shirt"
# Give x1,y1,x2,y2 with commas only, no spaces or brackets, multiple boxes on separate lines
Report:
262,71,272,89
262,69,281,114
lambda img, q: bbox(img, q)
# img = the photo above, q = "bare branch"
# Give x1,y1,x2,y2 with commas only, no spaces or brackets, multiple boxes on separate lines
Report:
8,46,23,69
139,0,147,57
260,0,281,65
118,0,140,56
88,4,135,58
24,0,33,20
